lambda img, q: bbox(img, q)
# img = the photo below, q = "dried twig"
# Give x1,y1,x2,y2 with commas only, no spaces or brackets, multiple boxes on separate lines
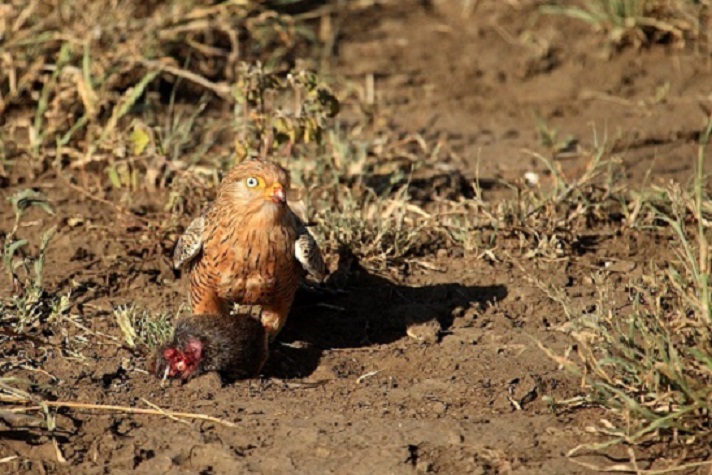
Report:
136,58,233,102
16,401,239,428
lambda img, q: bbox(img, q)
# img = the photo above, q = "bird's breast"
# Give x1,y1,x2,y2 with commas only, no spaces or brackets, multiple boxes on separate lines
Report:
207,220,299,304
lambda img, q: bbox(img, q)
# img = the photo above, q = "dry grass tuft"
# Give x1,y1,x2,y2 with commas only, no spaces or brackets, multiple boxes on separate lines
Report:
0,0,317,163
539,120,712,468
542,0,707,48
113,303,175,352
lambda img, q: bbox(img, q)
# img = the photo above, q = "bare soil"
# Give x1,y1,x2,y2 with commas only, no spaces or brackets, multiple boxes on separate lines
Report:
2,1,711,474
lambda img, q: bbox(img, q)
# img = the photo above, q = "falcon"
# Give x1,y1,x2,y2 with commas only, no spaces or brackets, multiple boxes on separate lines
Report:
173,158,328,339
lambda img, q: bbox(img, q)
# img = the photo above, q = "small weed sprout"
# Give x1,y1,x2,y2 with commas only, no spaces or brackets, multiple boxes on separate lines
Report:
1,190,70,330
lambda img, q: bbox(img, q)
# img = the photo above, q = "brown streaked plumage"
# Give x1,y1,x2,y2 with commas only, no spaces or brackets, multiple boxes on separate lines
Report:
173,158,328,340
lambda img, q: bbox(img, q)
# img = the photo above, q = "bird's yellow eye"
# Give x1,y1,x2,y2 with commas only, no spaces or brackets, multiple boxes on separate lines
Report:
245,177,261,188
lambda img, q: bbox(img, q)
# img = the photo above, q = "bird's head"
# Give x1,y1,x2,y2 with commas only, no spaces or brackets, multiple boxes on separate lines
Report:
218,159,291,218
153,338,204,380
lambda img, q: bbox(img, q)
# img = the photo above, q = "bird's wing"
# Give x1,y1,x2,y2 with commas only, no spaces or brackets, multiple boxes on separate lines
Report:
293,216,328,282
173,216,205,269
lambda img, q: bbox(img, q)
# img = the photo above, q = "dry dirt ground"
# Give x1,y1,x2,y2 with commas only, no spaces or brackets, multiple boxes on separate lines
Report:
2,1,712,474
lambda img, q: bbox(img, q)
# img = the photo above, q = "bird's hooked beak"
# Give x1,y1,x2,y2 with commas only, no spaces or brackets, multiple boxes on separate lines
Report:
267,183,287,204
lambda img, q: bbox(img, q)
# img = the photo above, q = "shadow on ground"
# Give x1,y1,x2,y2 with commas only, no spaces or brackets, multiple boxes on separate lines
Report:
264,249,508,379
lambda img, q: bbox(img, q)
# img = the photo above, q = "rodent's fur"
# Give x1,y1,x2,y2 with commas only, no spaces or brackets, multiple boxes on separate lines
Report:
153,313,267,382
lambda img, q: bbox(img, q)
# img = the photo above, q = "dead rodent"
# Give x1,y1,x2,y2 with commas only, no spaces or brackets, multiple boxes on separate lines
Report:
152,313,267,383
